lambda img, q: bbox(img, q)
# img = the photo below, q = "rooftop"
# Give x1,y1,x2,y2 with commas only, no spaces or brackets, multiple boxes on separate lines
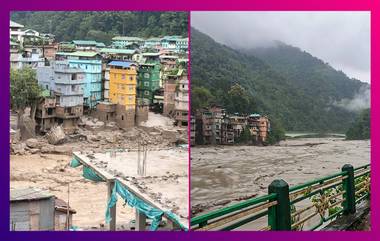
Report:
72,40,98,46
108,61,136,68
10,20,24,28
100,48,136,55
112,36,144,41
56,51,99,58
10,188,54,202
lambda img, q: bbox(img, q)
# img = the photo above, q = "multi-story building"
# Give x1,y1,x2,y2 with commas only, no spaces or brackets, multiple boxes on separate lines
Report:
247,114,270,143
35,91,56,133
163,74,179,117
137,63,160,105
10,20,24,42
72,40,105,51
112,36,143,48
143,37,161,49
210,105,223,144
10,48,45,69
230,114,247,140
221,114,234,145
161,36,188,52
37,61,85,133
190,116,196,146
174,78,189,127
108,61,138,110
56,51,102,109
100,48,137,61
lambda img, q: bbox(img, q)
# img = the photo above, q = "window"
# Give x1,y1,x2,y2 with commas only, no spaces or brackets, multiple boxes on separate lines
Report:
144,91,150,95
144,82,149,87
121,115,124,120
121,85,125,90
72,85,75,91
144,73,150,78
46,85,49,90
72,73,77,80
122,74,126,80
129,96,134,101
129,76,134,81
129,86,134,91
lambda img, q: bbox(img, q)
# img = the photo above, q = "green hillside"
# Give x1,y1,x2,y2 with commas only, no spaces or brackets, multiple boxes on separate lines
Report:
11,11,188,44
191,28,369,132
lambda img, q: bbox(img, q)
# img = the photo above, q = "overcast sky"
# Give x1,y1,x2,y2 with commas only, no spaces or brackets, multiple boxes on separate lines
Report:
191,12,370,83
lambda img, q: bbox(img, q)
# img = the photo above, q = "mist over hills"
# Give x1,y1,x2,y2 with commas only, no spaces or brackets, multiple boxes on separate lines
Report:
191,28,369,132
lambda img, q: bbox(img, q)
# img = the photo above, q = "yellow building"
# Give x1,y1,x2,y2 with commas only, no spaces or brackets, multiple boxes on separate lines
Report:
108,61,137,110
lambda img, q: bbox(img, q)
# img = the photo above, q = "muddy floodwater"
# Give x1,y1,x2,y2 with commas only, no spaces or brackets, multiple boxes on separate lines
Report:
191,137,370,215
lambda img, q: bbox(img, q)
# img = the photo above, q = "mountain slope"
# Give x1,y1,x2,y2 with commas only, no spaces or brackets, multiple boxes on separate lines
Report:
11,11,188,44
191,28,367,132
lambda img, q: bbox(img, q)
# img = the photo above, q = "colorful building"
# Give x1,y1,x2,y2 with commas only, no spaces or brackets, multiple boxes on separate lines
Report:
137,63,161,105
108,61,138,110
55,51,102,108
36,61,85,133
161,36,188,52
111,36,143,48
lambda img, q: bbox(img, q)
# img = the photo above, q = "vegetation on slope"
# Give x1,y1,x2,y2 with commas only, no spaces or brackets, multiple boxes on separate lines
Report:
191,28,369,133
11,11,188,44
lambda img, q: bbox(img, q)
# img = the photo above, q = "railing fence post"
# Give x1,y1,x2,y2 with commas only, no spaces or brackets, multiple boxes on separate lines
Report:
342,164,356,215
268,179,291,230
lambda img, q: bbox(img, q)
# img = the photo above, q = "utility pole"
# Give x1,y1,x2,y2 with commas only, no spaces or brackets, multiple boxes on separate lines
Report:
66,182,70,230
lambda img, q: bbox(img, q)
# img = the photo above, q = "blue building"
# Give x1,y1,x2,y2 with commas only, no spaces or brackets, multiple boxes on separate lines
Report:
37,61,84,107
161,36,188,52
56,51,102,108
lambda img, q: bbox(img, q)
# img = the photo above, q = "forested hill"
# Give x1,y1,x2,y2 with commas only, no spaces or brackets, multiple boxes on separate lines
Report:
247,42,368,107
191,28,368,132
11,12,188,44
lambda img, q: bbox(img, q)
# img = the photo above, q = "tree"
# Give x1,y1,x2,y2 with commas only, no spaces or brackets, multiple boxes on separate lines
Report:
346,108,370,140
237,127,252,144
10,67,43,128
226,84,251,114
265,118,286,145
191,86,215,113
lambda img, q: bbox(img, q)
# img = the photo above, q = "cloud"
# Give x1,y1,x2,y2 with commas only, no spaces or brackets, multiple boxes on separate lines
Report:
191,11,370,83
333,85,370,112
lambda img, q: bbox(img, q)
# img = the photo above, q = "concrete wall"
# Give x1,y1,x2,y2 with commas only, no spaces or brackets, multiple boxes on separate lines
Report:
136,105,149,125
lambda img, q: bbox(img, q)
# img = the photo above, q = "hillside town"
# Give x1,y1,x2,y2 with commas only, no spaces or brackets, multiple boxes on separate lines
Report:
191,106,270,146
10,17,189,231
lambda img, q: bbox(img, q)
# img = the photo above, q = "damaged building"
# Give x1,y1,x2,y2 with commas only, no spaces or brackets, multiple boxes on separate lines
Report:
36,61,85,134
194,107,270,146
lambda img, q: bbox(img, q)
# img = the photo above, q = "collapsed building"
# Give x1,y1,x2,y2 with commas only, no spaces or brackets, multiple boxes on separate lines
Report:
194,106,270,145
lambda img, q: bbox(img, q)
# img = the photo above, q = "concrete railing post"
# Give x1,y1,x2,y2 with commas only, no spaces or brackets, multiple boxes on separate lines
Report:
342,164,356,214
107,180,116,231
268,179,291,230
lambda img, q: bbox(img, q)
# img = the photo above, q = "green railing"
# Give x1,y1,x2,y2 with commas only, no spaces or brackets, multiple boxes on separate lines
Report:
191,163,370,231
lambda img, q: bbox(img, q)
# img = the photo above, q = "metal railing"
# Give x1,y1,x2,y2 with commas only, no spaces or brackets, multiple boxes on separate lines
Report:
191,163,370,231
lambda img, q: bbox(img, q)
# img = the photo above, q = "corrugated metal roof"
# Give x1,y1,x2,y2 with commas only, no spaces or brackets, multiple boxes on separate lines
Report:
112,36,143,41
100,48,136,54
143,53,160,56
10,188,54,202
108,61,136,68
10,20,24,28
56,51,99,57
72,40,98,45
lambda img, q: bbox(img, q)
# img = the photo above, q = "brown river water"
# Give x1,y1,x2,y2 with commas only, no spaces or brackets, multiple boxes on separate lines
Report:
191,137,370,217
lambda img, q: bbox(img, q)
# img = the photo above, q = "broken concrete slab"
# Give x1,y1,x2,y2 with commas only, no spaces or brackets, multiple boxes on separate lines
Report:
46,126,66,145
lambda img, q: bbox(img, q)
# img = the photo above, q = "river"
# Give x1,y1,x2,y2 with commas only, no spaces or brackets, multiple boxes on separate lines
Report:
191,137,370,216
